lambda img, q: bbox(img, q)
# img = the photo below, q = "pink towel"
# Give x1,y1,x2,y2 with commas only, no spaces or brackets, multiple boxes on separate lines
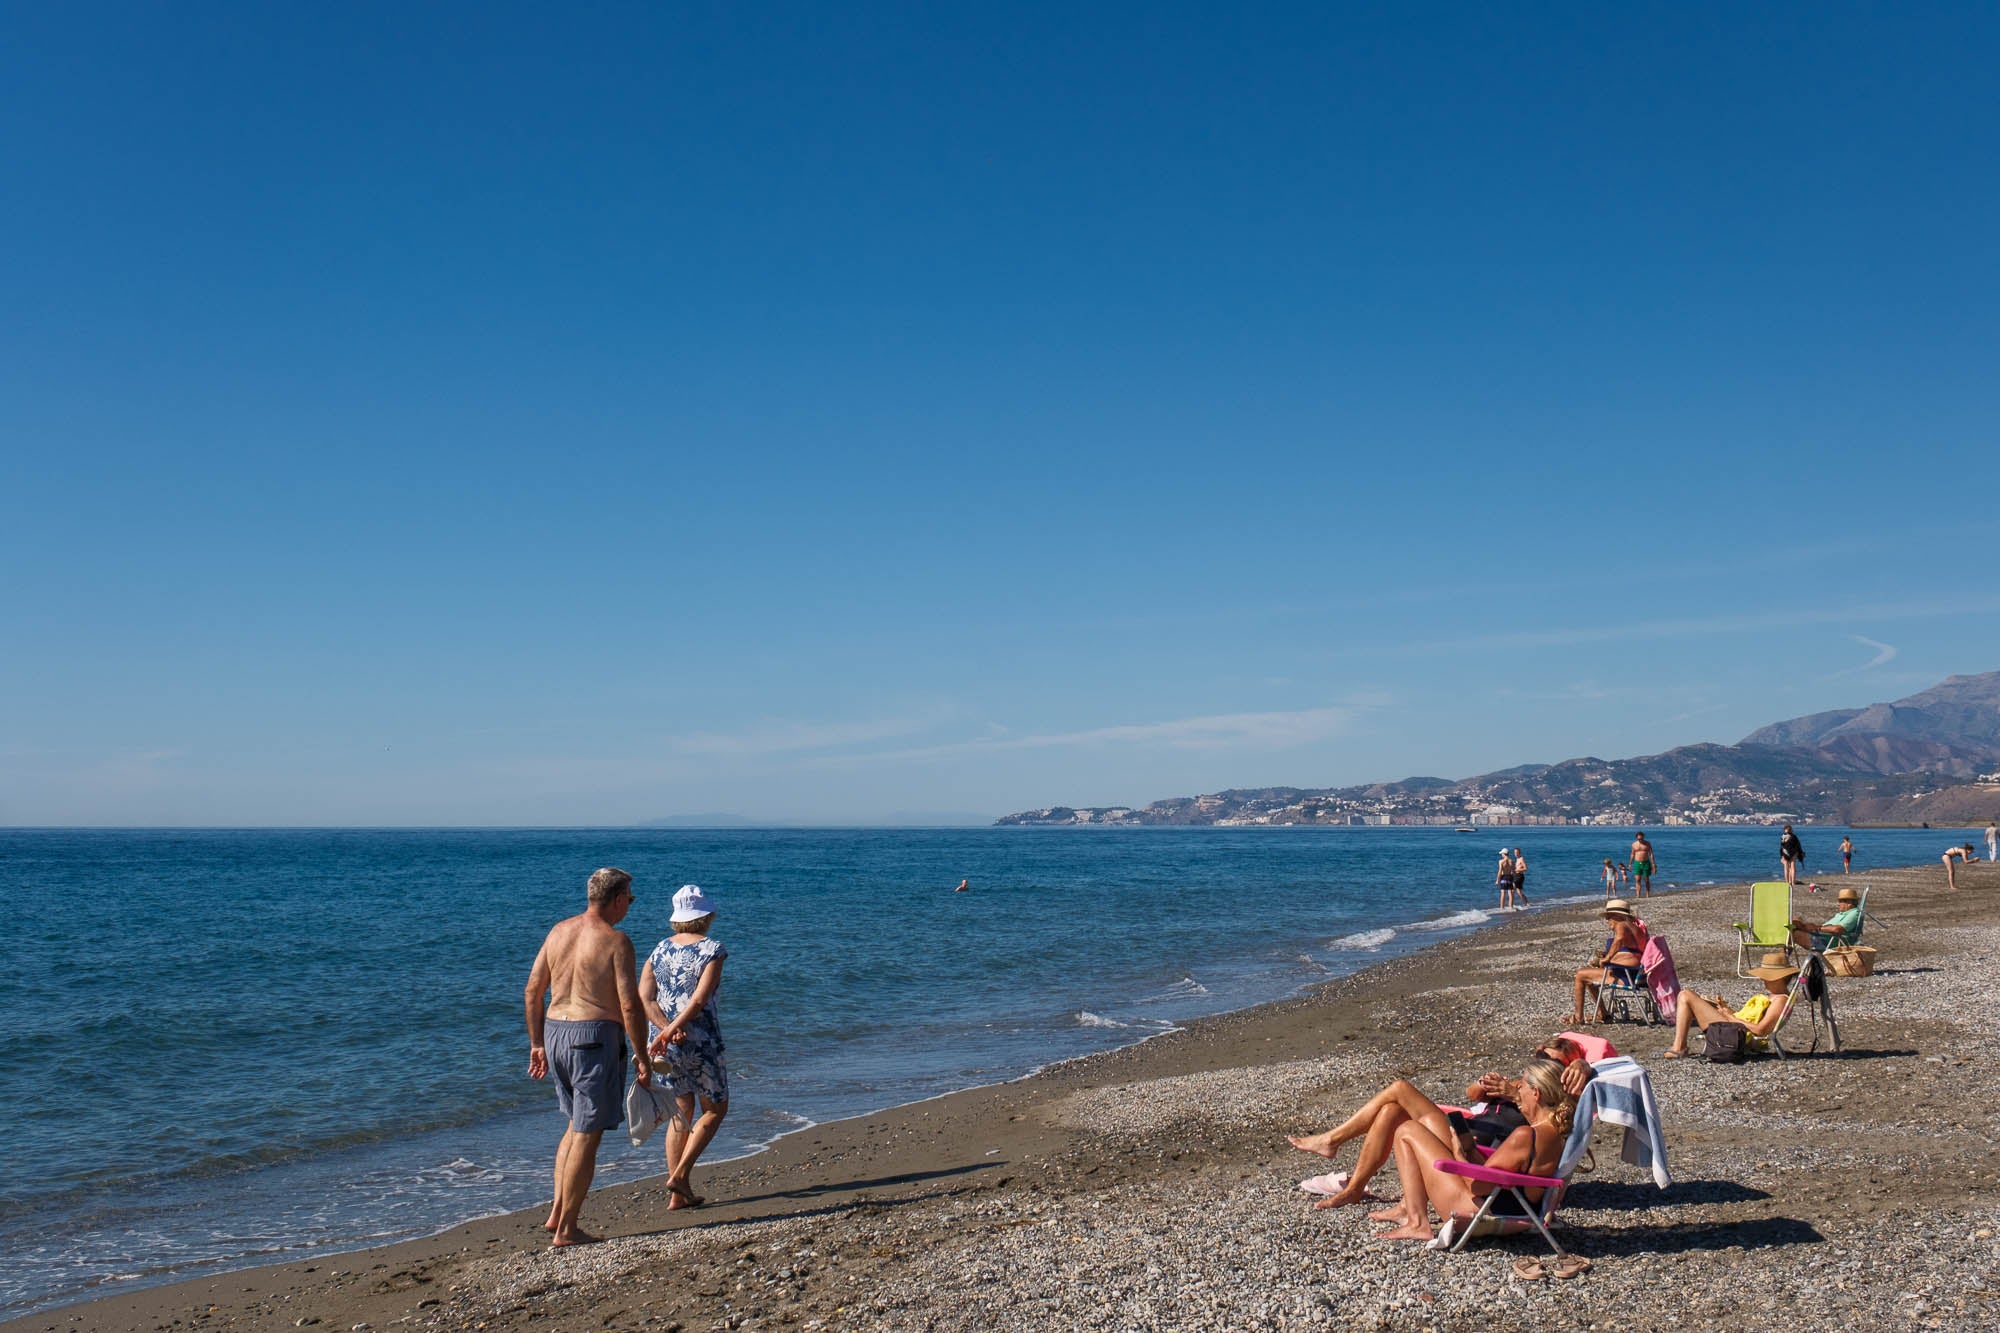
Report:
1557,1030,1619,1062
1641,935,1681,1013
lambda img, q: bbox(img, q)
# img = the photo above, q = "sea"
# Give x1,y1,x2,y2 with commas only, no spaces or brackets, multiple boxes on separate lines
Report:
0,823,1977,1318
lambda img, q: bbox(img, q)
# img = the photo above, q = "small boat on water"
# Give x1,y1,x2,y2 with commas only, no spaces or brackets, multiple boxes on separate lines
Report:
1454,826,1476,833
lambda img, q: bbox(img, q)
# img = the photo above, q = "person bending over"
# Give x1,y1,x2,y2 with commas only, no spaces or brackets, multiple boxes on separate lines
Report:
1285,1039,1589,1210
1662,952,1797,1058
1943,843,1975,891
1369,1060,1572,1243
1569,899,1646,1025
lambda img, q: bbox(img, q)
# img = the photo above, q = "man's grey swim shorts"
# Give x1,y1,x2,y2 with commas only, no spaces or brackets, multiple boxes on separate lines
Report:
547,1018,626,1133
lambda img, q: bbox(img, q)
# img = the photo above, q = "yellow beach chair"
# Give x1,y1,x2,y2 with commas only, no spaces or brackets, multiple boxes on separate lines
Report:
1735,881,1792,978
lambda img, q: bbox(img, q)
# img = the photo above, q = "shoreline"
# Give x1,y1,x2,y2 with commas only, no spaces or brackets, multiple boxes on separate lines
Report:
12,858,1998,1331
2,880,1615,1324
2,881,1560,1323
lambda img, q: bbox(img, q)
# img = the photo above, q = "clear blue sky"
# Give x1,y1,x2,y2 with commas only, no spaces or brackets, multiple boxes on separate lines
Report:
4,3,1996,825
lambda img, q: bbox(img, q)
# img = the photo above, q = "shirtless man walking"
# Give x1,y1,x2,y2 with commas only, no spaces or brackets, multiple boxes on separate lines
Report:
525,867,653,1246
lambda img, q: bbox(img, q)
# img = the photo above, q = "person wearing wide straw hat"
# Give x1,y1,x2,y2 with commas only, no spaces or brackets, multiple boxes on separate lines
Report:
1662,951,1798,1059
1568,899,1648,1025
1791,885,1865,953
638,885,730,1210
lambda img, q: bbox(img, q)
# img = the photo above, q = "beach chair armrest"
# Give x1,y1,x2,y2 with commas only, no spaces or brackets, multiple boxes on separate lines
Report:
1433,1159,1560,1190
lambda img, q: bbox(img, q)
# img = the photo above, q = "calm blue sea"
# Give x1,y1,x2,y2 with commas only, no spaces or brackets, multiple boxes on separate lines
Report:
0,824,1975,1317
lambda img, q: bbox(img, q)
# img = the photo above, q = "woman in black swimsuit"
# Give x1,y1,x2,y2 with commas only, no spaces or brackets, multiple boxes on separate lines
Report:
1371,1061,1571,1242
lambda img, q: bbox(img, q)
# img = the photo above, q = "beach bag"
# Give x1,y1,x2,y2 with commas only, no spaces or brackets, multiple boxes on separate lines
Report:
1703,1021,1748,1064
625,1066,675,1147
1825,946,1877,978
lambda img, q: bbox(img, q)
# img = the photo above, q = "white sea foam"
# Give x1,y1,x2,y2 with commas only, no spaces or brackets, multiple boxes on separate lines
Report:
1407,908,1490,931
1137,976,1210,1004
1329,928,1396,950
1075,1011,1128,1028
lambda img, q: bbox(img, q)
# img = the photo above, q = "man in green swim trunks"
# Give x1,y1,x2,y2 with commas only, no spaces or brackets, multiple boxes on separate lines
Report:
1629,831,1656,898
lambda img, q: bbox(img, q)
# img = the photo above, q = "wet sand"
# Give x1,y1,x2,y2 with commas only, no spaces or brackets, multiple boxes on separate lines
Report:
12,860,1999,1333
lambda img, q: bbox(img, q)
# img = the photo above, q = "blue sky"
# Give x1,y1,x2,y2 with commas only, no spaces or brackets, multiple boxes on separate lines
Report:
4,3,1997,825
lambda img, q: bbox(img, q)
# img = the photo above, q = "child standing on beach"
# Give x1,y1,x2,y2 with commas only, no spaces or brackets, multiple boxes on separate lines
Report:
1602,859,1618,898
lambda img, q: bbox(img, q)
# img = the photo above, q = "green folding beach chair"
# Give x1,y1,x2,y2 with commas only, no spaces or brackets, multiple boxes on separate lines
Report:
1735,881,1792,978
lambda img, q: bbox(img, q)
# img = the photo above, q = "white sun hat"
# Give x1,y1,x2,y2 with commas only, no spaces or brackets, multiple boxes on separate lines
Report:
670,884,717,923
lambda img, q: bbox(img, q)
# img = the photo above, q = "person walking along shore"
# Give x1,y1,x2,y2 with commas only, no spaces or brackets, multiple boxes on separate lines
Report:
525,867,654,1247
1779,824,1804,886
642,884,731,1211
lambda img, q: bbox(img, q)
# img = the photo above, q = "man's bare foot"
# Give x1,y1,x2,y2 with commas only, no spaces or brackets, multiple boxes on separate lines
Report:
1374,1222,1434,1242
551,1228,603,1247
1286,1133,1337,1158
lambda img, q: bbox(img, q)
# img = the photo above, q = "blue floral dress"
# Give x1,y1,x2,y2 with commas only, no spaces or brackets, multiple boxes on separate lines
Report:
646,936,728,1102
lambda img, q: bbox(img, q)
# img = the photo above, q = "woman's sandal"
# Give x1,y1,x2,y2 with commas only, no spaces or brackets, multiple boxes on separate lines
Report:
1553,1255,1592,1280
1510,1257,1546,1281
1660,1049,1687,1060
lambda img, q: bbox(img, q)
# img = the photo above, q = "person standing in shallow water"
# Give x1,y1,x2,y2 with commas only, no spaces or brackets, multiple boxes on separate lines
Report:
641,884,730,1211
1495,847,1515,909
1629,831,1655,897
525,867,653,1247
1840,835,1854,874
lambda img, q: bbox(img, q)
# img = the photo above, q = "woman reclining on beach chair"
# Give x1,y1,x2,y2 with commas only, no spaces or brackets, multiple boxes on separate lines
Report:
1369,1060,1572,1243
1286,1039,1590,1210
1660,951,1796,1058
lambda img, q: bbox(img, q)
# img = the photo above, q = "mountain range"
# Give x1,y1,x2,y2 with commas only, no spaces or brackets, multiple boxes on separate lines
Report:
996,672,2000,827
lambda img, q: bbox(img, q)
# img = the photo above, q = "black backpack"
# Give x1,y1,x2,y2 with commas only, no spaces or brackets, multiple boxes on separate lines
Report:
1703,1021,1749,1063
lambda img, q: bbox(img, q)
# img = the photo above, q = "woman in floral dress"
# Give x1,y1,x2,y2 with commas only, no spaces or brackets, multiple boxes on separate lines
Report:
640,884,729,1209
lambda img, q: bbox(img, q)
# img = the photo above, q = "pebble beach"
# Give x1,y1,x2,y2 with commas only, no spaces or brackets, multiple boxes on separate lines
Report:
13,859,2000,1333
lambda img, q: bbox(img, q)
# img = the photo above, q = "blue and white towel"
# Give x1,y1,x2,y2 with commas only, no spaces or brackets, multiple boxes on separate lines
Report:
1559,1056,1671,1188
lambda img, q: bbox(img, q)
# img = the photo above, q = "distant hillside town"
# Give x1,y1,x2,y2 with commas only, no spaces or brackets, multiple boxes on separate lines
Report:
998,672,2000,828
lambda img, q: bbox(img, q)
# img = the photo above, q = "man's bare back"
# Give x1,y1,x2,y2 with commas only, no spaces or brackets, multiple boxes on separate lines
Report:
526,868,652,1248
535,913,637,1023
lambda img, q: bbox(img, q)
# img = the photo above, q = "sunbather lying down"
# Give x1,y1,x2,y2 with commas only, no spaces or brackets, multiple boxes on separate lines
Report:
1285,1038,1590,1211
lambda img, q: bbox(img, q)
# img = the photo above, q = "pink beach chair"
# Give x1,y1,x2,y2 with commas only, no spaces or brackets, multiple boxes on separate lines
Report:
1428,1155,1571,1257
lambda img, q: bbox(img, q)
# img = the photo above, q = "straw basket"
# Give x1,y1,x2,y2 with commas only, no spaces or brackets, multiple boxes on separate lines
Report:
1825,946,1877,978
